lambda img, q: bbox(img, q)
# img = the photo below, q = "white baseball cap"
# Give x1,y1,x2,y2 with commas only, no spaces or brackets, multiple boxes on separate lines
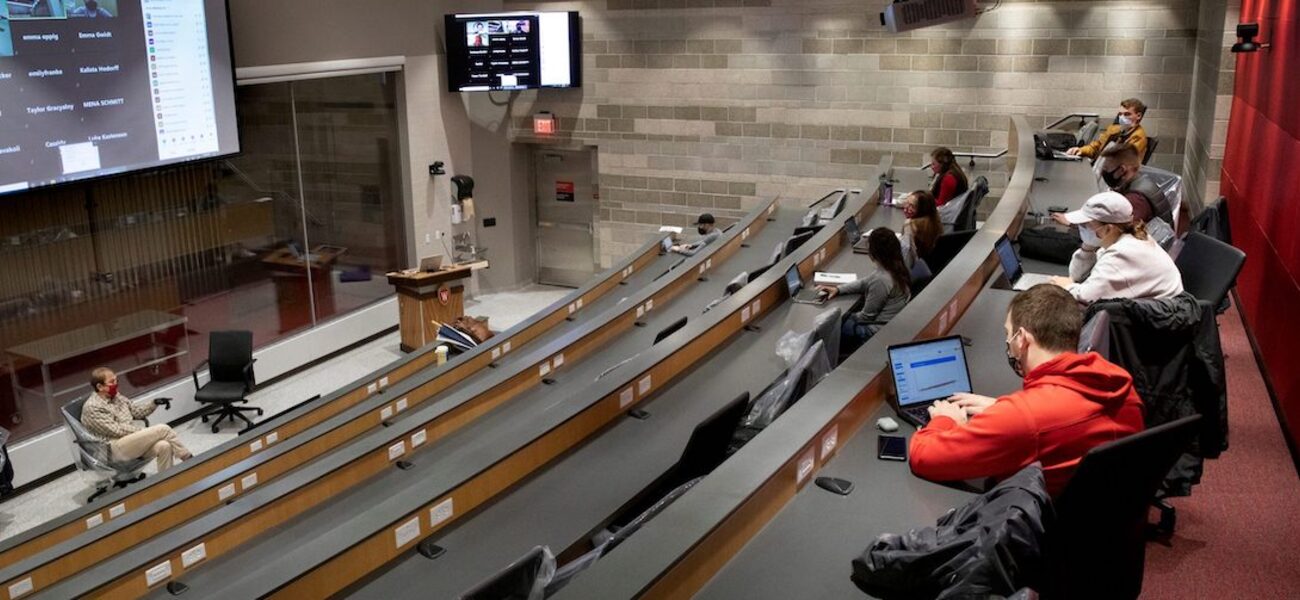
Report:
1062,191,1133,225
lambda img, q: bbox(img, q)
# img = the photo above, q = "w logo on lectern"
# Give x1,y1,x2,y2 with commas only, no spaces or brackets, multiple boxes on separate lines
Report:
438,287,451,305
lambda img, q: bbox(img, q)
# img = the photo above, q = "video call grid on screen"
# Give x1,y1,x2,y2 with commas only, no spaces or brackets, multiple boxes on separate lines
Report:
445,11,580,92
0,0,239,196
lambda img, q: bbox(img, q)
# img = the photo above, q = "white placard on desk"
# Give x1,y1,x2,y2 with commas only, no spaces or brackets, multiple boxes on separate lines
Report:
181,543,207,568
553,353,564,368
86,513,104,529
388,442,406,461
394,516,421,548
218,483,236,501
8,577,33,598
145,561,172,587
109,503,126,518
636,306,644,319
503,341,512,353
266,431,279,444
430,497,455,527
380,405,394,421
619,387,635,408
241,473,258,490
411,429,428,448
249,439,263,453
491,347,501,360
576,298,584,309
379,376,390,388
539,363,551,377
796,449,816,486
814,272,856,285
396,398,408,412
741,306,751,323
638,375,653,396
821,426,840,460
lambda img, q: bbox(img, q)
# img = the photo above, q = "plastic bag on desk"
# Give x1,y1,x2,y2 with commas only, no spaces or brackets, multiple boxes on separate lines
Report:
775,330,814,368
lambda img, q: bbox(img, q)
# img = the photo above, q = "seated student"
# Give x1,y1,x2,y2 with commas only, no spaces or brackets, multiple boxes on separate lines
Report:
1066,97,1150,160
900,190,943,268
1054,143,1165,227
909,284,1144,496
818,228,911,356
928,148,970,207
670,213,720,256
1050,192,1183,304
80,368,192,471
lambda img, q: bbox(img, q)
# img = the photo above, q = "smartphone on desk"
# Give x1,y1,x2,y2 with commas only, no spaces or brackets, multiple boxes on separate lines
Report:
877,434,908,461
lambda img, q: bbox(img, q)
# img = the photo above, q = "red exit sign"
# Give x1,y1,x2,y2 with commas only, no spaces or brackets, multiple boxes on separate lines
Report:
534,113,556,135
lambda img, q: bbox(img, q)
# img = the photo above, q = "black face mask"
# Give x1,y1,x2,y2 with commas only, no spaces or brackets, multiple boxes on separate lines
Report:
697,226,709,235
1005,331,1025,378
1101,167,1125,189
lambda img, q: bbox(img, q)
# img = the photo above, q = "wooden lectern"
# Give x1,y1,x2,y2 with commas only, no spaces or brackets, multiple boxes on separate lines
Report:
387,263,483,352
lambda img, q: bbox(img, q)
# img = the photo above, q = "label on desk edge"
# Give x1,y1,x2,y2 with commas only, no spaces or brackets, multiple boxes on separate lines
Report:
741,306,751,323
939,311,950,334
503,341,512,353
379,376,390,388
367,383,378,395
820,427,839,460
241,473,258,490
181,543,207,568
218,483,236,501
430,497,455,527
7,577,33,598
381,406,394,420
576,298,583,309
249,439,263,453
796,449,816,486
636,306,644,319
396,398,408,412
638,375,653,396
619,387,635,408
265,431,279,444
491,347,501,360
145,560,172,587
553,353,564,368
411,429,428,447
753,298,761,313
108,503,126,519
388,441,406,461
568,303,576,314
394,516,421,548
85,513,104,529
539,363,551,377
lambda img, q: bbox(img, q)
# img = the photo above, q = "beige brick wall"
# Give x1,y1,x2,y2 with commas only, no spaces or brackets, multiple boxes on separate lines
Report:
1181,0,1238,210
502,0,1200,266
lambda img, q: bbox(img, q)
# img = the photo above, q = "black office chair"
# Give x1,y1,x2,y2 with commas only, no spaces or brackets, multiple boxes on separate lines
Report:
1174,232,1245,313
193,330,262,433
1042,415,1201,600
460,545,556,600
954,176,990,232
1142,137,1159,165
926,230,977,275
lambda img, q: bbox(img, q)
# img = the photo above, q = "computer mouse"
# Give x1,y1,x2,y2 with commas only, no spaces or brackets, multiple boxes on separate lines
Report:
876,416,899,432
815,476,854,496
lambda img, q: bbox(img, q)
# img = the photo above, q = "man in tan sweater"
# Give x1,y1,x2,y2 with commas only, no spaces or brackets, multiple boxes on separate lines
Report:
81,368,192,471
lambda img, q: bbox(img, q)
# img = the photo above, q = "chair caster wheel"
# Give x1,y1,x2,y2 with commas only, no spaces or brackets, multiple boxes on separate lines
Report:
211,425,219,434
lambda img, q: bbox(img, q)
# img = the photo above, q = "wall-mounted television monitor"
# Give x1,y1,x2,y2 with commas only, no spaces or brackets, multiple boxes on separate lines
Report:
0,0,240,197
445,11,581,92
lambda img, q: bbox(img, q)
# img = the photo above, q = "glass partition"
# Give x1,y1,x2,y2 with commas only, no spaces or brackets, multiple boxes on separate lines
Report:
0,72,406,443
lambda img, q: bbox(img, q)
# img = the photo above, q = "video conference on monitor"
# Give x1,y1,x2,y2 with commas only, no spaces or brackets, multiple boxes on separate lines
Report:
444,11,581,92
0,0,239,196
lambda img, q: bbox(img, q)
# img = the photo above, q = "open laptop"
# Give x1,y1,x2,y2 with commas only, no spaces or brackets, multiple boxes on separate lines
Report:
785,265,828,305
993,234,1056,291
844,215,869,254
418,255,445,272
887,335,974,427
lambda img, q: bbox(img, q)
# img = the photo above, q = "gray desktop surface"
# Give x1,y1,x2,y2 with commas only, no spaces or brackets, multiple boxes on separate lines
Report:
346,209,907,598
123,206,813,599
695,288,1021,599
0,240,681,585
0,238,680,584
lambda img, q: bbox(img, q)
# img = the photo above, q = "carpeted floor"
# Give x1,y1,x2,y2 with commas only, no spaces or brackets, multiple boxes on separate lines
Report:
1142,300,1300,598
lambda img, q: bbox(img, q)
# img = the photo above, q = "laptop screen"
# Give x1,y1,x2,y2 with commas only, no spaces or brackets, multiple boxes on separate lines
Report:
844,216,861,245
888,336,974,407
994,235,1023,282
784,266,803,297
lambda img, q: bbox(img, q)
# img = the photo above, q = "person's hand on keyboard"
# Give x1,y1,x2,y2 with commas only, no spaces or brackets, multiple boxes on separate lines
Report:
816,285,839,300
927,400,967,425
949,393,996,416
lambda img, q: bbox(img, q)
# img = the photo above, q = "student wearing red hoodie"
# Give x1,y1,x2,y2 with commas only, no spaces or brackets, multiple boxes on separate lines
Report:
909,284,1144,496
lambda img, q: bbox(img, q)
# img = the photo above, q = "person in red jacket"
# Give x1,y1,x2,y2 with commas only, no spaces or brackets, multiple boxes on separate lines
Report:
928,147,970,207
909,284,1144,496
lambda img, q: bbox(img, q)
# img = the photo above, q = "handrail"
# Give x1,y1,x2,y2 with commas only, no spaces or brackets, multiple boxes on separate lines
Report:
21,196,786,599
921,148,1009,170
553,115,1039,600
1046,112,1101,130
0,232,670,589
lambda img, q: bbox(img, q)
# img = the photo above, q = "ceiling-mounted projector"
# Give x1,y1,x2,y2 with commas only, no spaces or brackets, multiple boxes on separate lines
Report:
880,0,979,33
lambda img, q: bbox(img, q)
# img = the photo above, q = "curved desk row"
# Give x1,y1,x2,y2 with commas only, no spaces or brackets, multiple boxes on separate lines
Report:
554,115,1082,599
346,181,917,598
22,195,798,598
0,225,669,575
0,196,783,598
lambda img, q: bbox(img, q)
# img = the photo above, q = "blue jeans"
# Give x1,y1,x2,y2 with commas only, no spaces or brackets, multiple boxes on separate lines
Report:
841,316,874,359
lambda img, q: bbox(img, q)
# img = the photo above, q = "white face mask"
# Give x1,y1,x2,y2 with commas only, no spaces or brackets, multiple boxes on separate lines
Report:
1118,114,1134,128
1079,224,1102,248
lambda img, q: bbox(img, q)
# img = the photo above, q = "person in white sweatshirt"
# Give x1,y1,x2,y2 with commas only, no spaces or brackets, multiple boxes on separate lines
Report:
1050,191,1184,304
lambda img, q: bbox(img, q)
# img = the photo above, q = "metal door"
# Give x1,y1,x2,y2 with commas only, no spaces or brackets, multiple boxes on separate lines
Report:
534,148,598,287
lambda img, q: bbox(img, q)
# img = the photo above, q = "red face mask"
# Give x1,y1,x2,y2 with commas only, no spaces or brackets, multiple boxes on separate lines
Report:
104,383,119,398
903,205,917,219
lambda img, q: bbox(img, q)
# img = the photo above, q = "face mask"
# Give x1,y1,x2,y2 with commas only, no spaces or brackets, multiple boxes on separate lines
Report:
104,383,119,398
1079,224,1101,247
1005,330,1025,378
1101,167,1125,189
903,205,917,219
697,226,709,235
1117,114,1134,128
